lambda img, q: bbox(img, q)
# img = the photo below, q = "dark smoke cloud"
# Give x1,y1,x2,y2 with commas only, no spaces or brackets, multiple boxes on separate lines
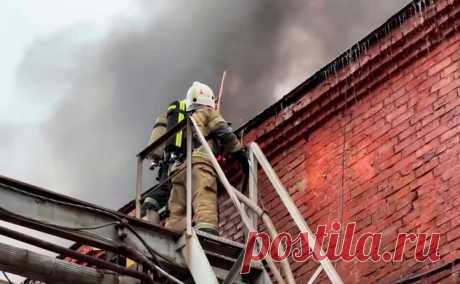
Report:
15,1,410,208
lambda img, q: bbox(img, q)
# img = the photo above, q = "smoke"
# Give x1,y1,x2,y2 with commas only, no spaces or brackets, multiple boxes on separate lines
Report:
13,0,409,208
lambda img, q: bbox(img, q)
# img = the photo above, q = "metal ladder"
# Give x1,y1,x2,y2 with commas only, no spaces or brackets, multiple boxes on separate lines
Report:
135,116,344,283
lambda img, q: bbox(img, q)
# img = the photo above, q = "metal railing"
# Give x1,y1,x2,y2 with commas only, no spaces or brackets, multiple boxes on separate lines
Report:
136,114,343,284
249,142,343,284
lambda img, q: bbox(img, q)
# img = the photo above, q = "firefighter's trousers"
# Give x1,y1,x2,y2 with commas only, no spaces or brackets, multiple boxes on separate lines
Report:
165,160,218,231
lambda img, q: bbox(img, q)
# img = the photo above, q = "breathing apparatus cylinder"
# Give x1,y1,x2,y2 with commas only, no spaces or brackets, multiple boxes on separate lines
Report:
148,116,168,162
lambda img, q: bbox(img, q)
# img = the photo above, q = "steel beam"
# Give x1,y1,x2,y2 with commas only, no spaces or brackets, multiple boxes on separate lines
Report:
0,224,151,282
0,241,139,284
0,176,186,268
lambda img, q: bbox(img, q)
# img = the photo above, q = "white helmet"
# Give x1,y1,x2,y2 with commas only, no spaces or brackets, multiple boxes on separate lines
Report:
185,81,215,111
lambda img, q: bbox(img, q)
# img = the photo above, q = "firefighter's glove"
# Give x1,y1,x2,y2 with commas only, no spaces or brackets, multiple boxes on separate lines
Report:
233,149,250,174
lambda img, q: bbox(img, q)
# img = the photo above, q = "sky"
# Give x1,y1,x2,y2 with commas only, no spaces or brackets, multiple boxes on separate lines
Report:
0,0,411,282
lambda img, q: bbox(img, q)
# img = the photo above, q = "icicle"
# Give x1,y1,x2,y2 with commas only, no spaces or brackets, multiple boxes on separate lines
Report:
417,0,423,13
363,40,369,55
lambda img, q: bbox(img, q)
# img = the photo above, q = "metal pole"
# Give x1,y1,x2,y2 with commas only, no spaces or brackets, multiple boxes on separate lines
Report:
0,241,139,284
135,157,143,219
248,149,258,229
250,142,344,284
186,119,193,237
0,225,151,282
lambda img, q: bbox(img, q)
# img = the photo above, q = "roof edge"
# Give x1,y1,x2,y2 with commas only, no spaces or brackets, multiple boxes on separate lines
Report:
237,0,430,134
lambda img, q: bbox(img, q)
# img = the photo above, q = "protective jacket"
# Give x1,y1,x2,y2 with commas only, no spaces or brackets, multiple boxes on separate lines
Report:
165,106,242,232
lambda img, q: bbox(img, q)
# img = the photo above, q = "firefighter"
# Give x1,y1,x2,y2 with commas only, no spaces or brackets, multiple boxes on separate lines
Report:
164,81,249,235
142,100,187,224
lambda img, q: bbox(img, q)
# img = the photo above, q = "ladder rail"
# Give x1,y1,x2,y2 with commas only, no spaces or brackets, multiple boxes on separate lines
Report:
307,266,323,284
178,231,220,284
186,119,193,236
249,142,344,284
183,119,220,283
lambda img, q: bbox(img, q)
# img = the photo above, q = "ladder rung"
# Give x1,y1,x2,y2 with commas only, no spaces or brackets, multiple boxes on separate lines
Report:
197,230,245,260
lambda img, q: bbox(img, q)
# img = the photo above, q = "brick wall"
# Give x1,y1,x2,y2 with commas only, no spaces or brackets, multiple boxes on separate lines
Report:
219,0,460,282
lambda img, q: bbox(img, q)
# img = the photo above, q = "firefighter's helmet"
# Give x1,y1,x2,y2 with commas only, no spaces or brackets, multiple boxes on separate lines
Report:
185,81,215,111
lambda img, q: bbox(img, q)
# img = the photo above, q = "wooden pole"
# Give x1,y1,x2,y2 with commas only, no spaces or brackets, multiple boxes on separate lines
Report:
216,71,227,111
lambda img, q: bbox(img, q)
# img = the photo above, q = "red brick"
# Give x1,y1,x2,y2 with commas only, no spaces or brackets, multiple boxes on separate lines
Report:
363,102,384,119
407,71,428,91
418,75,442,92
416,118,441,139
441,163,460,181
410,105,434,126
434,89,460,112
441,61,460,78
385,88,406,106
398,124,418,142
425,125,450,142
367,132,396,153
393,155,417,176
414,157,439,177
428,57,453,76
401,138,425,157
438,79,460,97
393,172,416,190
431,76,455,94
376,152,402,171
452,46,460,62
447,226,460,242
386,104,408,122
392,107,415,127
415,143,436,158
440,124,460,142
